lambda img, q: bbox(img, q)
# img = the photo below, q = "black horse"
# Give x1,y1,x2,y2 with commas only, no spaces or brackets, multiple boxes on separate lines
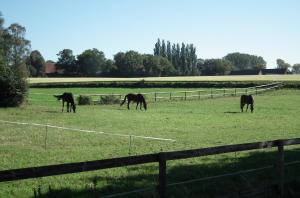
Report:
54,92,76,113
240,95,254,113
120,93,147,110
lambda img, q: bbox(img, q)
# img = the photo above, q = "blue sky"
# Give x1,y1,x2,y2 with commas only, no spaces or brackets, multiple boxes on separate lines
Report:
1,0,299,68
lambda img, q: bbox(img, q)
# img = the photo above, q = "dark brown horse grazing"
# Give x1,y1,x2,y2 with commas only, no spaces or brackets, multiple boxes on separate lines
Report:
120,93,147,110
54,92,76,113
240,95,254,113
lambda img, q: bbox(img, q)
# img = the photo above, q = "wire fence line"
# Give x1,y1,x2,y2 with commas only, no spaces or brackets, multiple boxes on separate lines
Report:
0,119,175,142
80,82,283,103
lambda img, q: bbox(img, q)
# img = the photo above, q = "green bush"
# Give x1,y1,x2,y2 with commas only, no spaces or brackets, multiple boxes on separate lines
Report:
0,64,28,107
99,95,120,105
77,95,92,105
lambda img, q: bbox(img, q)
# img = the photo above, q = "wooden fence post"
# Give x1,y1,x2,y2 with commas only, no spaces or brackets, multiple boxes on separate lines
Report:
223,89,226,96
169,93,172,100
255,87,258,95
235,88,237,96
184,92,187,100
198,91,201,100
155,92,157,102
158,153,167,198
210,89,213,98
277,140,284,197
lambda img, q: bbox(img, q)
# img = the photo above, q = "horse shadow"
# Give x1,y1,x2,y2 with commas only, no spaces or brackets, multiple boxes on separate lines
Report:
224,111,241,114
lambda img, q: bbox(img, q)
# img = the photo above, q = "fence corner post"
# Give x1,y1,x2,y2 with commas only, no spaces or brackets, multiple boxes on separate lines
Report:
158,153,167,198
277,140,285,198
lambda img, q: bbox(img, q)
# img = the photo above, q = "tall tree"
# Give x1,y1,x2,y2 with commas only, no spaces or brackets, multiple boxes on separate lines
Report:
77,48,106,76
0,14,29,107
166,41,172,61
180,43,186,74
153,38,161,56
56,49,77,75
4,23,31,76
161,39,166,57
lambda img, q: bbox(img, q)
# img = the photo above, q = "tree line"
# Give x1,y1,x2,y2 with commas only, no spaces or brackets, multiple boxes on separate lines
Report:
30,38,299,77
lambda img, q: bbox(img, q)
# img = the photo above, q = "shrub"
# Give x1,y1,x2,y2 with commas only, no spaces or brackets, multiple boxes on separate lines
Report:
0,64,28,107
77,95,92,105
99,95,120,105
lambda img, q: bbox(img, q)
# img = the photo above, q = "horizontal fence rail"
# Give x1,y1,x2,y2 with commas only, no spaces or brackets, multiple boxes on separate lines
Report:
0,137,299,197
80,82,283,104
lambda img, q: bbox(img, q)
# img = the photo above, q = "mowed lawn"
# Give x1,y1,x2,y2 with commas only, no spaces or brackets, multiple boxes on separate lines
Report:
0,88,300,197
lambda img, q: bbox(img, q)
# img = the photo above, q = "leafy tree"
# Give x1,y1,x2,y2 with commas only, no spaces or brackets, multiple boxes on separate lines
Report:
143,54,161,76
224,52,266,70
4,23,30,76
276,58,291,69
114,51,144,77
159,56,175,76
201,59,233,75
77,48,106,76
292,64,300,74
56,49,77,75
143,54,174,77
0,14,29,107
27,50,45,76
103,59,115,76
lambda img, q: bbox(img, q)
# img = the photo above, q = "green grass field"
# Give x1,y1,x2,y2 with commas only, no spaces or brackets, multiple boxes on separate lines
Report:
1,87,300,197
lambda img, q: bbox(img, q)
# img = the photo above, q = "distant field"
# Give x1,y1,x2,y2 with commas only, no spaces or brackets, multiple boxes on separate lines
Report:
28,74,300,84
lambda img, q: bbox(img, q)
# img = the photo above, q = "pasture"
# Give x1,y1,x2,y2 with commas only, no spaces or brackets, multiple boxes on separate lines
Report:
1,87,300,197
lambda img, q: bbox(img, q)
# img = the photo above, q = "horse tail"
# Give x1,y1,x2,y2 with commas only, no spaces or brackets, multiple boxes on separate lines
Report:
120,95,128,106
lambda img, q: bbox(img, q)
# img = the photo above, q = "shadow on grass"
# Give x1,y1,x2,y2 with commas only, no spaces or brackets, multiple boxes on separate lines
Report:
43,110,60,113
224,111,241,114
33,149,300,198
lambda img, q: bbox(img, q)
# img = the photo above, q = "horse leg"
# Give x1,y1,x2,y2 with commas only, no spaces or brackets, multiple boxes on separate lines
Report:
67,102,70,112
136,102,139,110
62,101,64,112
127,100,130,110
246,104,249,112
241,103,244,112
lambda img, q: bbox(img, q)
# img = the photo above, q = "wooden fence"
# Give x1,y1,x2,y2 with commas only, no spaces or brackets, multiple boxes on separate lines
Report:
81,82,283,104
1,137,299,197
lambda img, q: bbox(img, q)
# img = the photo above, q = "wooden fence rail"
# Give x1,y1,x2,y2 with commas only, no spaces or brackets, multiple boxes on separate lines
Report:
0,137,299,197
83,82,283,103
